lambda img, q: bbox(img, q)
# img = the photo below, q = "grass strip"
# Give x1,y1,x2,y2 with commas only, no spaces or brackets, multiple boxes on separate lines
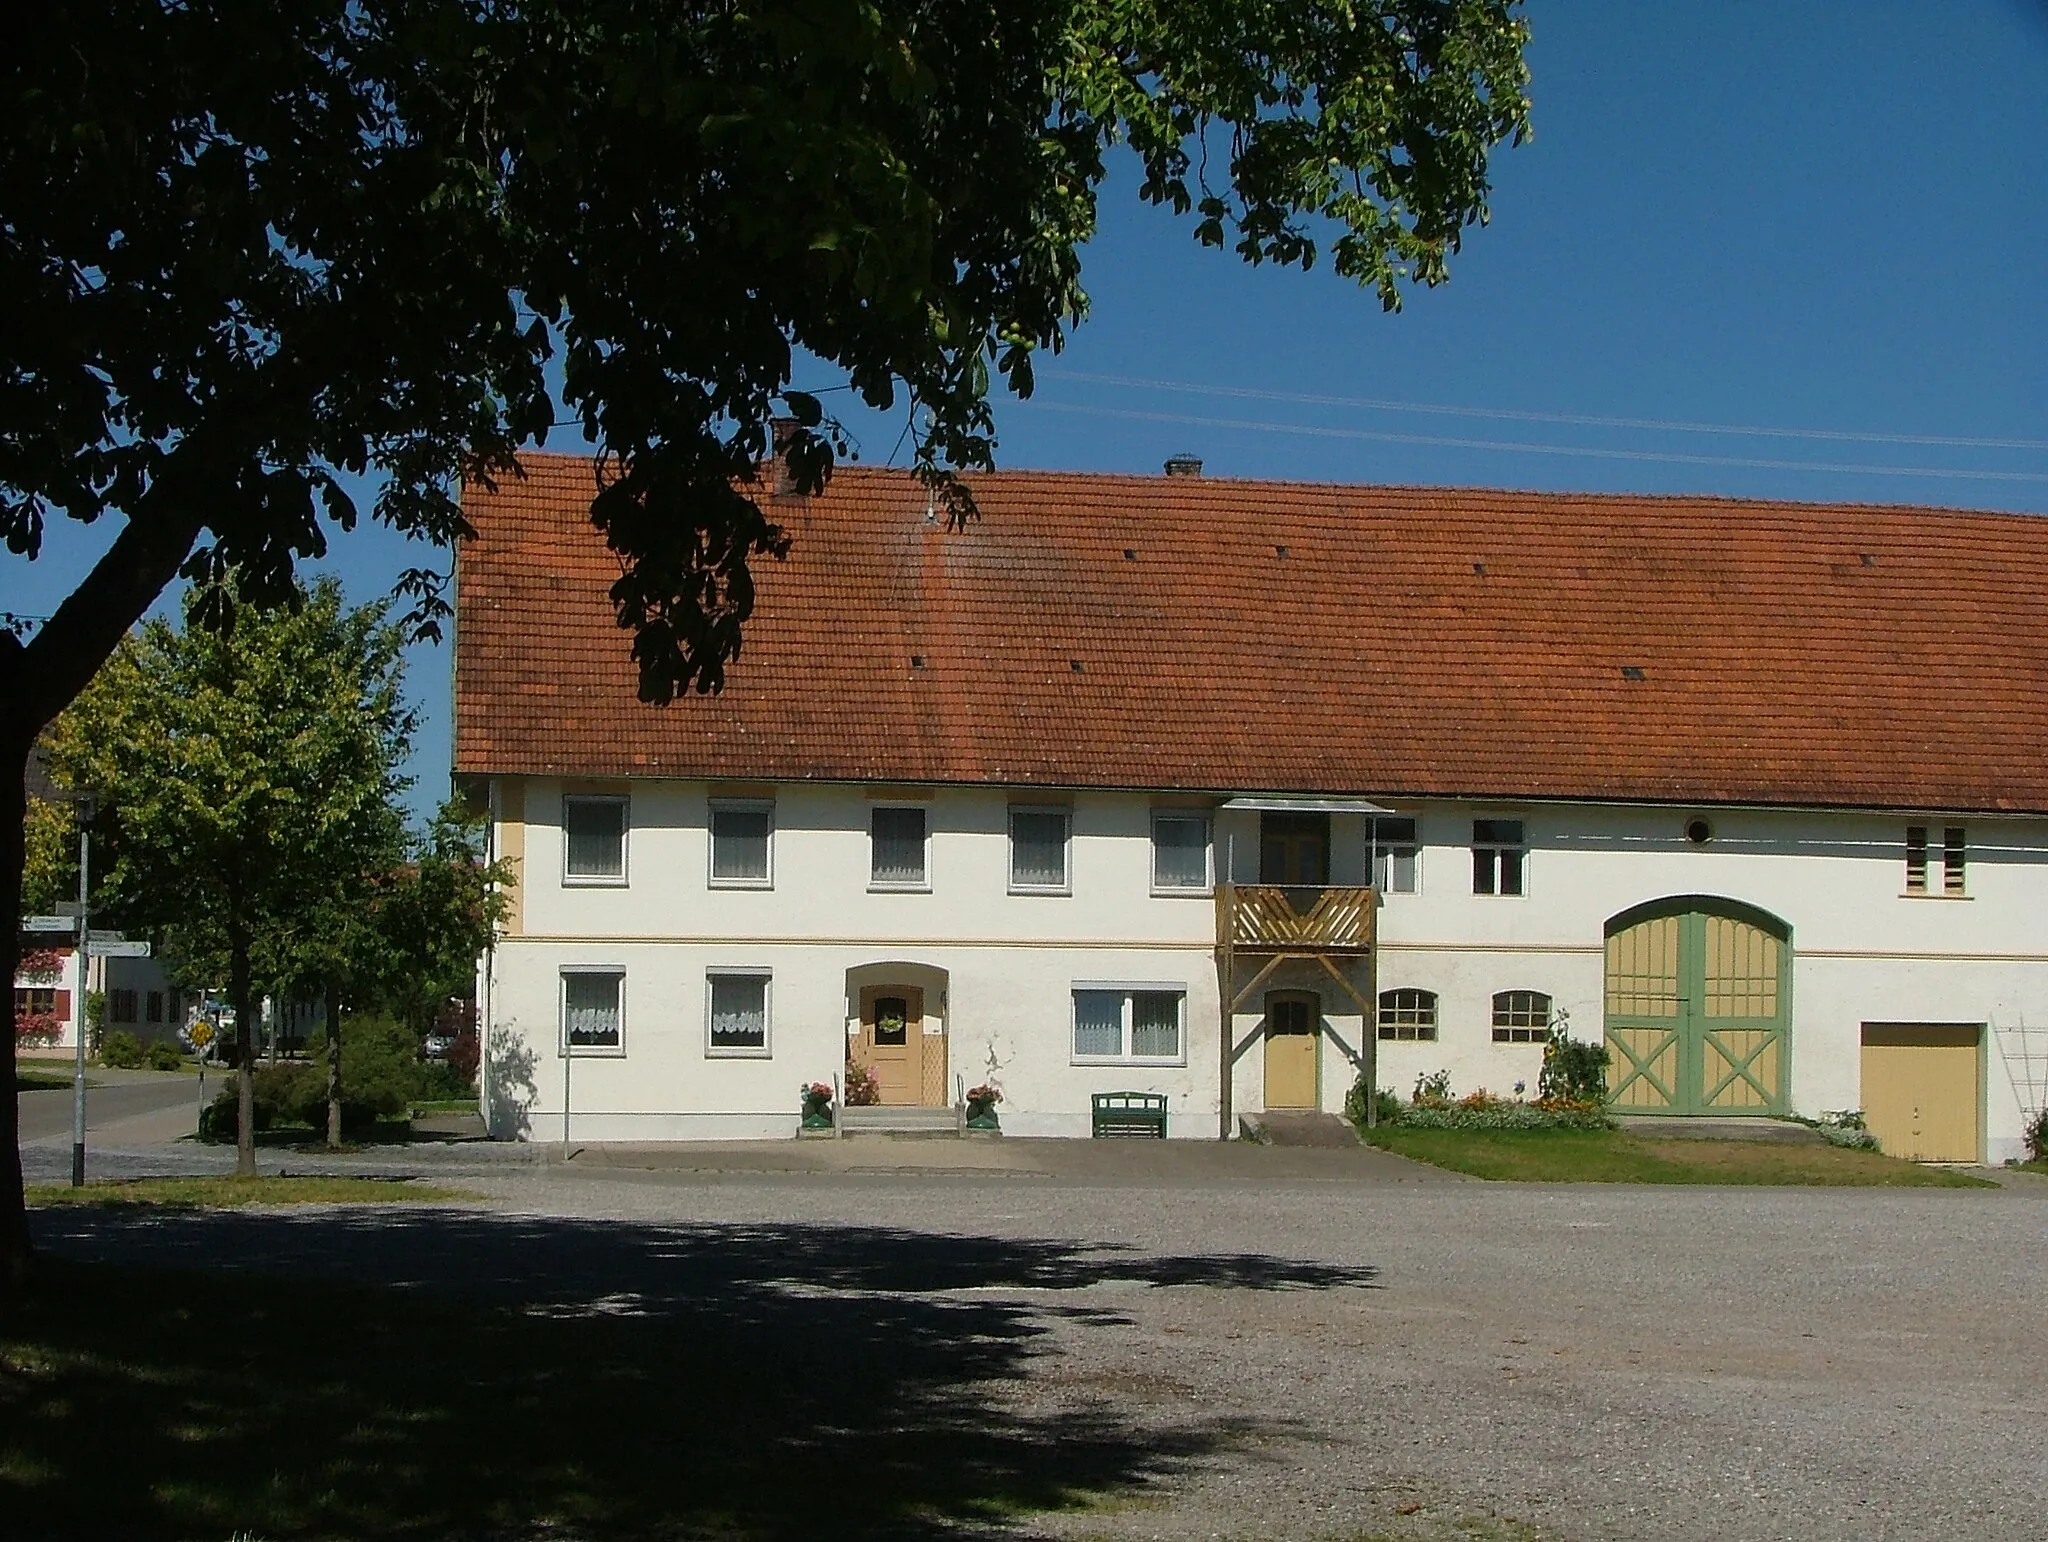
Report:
1362,1126,1994,1186
12,1073,79,1093
25,1176,475,1208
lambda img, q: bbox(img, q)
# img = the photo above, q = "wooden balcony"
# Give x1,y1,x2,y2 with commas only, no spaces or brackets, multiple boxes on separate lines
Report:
1216,884,1377,954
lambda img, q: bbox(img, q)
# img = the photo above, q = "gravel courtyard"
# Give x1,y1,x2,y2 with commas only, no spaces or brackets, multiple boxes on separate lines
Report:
30,1144,2048,1541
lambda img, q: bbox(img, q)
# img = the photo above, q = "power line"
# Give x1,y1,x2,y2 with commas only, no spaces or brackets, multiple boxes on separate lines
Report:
1013,399,2048,485
1039,369,2048,454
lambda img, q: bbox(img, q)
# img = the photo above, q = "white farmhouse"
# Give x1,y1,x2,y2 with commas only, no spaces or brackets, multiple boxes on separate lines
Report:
456,455,2048,1163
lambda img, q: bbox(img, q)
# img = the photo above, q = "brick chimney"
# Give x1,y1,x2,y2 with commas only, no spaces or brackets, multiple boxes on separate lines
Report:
1163,453,1203,477
769,415,800,498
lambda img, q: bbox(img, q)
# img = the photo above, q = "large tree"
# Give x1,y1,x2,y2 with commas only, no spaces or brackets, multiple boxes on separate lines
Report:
1,0,1531,1280
46,580,414,1177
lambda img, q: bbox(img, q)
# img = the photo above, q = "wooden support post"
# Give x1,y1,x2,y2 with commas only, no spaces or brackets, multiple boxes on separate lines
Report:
1217,884,1234,1140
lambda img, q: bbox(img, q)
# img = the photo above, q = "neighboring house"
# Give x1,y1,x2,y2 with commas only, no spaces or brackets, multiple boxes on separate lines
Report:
454,455,2048,1163
12,947,185,1053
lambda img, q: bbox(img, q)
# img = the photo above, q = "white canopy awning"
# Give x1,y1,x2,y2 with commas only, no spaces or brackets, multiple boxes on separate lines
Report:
1217,796,1397,815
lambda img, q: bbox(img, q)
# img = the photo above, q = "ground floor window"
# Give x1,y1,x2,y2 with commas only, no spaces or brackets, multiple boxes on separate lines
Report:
109,987,138,1024
14,987,56,1018
1377,988,1438,1041
1491,989,1552,1043
1072,986,1185,1064
706,971,772,1056
561,969,625,1053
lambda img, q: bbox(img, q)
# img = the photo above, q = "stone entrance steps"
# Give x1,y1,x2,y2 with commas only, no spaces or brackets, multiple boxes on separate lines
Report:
839,1105,964,1137
1241,1111,1361,1147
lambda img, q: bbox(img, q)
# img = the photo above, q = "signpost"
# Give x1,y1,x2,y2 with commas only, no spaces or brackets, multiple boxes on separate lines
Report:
71,797,93,1189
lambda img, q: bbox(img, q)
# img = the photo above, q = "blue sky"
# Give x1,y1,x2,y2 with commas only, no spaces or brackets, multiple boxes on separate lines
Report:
9,0,2047,816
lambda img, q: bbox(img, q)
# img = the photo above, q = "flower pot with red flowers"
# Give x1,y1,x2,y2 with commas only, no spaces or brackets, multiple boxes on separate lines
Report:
964,1084,1002,1131
800,1082,835,1130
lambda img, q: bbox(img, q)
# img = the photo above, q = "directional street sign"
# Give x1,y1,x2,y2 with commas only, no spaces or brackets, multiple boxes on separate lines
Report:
22,916,77,933
87,939,151,958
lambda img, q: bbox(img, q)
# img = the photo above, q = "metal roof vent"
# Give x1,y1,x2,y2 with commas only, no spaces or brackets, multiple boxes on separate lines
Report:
1163,453,1203,477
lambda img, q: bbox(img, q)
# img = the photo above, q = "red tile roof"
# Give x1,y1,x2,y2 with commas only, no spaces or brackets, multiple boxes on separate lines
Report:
455,454,2048,812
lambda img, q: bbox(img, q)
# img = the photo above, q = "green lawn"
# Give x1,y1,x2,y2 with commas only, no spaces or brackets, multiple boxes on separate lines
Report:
1362,1126,1995,1186
25,1176,473,1208
410,1097,481,1115
12,1073,77,1093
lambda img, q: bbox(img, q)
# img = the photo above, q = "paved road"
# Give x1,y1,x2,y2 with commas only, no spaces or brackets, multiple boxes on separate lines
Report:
25,1140,2048,1542
15,1068,203,1145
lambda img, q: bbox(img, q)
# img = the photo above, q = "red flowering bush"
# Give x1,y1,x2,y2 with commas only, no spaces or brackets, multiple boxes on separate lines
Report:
15,1011,62,1049
843,1062,881,1107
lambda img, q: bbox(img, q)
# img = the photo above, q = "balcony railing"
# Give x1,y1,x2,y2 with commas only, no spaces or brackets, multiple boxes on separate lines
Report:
1216,884,1377,953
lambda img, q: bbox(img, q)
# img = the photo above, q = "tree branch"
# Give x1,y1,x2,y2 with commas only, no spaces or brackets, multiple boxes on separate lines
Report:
13,510,205,735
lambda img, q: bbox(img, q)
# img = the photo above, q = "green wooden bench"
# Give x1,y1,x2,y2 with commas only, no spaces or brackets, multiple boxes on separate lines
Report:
1091,1091,1168,1139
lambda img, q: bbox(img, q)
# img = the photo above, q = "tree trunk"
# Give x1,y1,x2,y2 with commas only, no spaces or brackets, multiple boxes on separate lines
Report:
0,730,33,1295
231,939,256,1179
325,983,343,1149
1,507,207,1293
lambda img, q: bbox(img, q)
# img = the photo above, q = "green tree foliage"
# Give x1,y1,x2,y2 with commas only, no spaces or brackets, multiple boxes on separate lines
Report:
18,794,71,916
363,799,508,1040
1,0,1529,1281
46,579,413,1176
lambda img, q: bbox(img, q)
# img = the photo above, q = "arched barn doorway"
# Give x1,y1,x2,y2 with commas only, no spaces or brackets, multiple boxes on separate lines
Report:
1603,897,1790,1115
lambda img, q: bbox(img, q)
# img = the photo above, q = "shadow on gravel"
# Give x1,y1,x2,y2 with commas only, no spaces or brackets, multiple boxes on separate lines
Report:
7,1208,1377,1540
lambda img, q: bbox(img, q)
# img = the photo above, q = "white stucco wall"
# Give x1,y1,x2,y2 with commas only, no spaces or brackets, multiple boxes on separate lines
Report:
478,778,2048,1161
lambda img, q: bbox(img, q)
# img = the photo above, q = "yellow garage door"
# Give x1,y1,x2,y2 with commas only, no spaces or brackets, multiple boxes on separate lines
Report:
1860,1025,1980,1162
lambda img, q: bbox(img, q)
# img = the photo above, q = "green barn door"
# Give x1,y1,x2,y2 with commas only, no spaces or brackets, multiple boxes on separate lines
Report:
1604,902,1788,1115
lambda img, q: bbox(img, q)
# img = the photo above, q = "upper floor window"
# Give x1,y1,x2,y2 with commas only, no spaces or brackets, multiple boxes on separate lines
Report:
1371,817,1418,894
1010,807,1070,893
1472,819,1525,896
1377,988,1439,1042
1151,811,1212,892
706,970,772,1056
561,968,624,1054
709,800,774,888
563,795,628,884
1905,825,1967,896
870,806,929,889
1491,989,1552,1043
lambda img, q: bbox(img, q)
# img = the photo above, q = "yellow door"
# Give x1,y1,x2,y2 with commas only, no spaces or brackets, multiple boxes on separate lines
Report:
856,986,928,1106
1264,994,1319,1109
1861,1025,1980,1162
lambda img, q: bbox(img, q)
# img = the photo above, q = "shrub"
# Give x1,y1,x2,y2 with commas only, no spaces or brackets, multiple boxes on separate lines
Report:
1538,1025,1610,1103
200,1063,311,1141
1389,1100,1613,1132
100,1030,145,1069
144,1039,184,1071
302,1014,418,1127
2024,1107,2048,1165
446,1031,480,1090
1410,1069,1452,1108
1342,1075,1403,1128
15,1011,62,1049
843,1062,881,1107
411,1057,474,1102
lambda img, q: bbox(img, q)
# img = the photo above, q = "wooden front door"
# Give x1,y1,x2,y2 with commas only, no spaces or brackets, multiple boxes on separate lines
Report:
1861,1025,1980,1161
1264,993,1319,1109
1604,903,1788,1114
1260,813,1330,886
855,986,942,1106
